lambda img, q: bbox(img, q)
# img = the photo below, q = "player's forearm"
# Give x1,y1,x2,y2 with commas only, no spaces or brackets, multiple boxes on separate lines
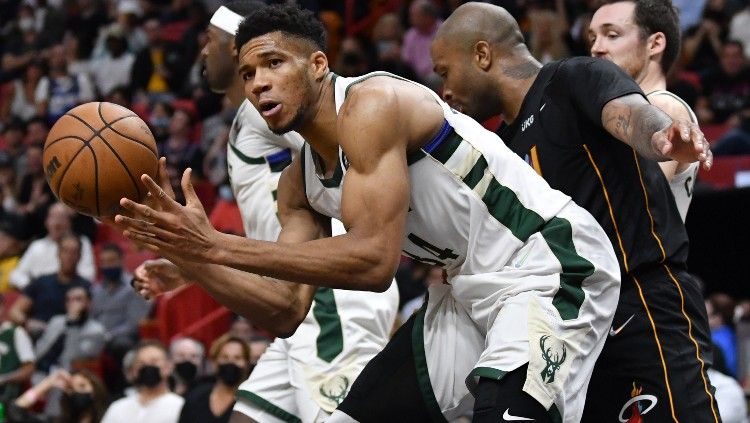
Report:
210,231,398,292
603,98,672,161
168,256,313,337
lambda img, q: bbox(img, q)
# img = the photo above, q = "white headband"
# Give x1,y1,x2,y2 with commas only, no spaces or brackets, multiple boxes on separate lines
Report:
210,6,244,36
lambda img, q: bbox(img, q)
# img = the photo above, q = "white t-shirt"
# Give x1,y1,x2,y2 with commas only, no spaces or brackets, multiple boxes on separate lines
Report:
707,368,749,423
102,392,184,423
9,236,95,289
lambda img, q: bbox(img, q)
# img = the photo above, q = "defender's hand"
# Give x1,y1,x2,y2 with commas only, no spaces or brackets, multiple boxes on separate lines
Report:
132,258,189,300
652,120,713,170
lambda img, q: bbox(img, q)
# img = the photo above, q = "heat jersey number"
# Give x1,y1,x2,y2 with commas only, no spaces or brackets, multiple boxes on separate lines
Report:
403,233,458,266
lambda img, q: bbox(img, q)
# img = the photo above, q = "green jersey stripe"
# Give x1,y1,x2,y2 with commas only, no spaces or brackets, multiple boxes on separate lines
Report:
462,155,489,189
482,178,546,241
236,390,302,423
312,288,344,362
423,127,592,320
430,132,463,164
412,302,449,423
542,217,595,320
228,142,265,165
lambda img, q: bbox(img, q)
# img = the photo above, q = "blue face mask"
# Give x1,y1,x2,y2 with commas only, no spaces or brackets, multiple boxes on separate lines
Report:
101,267,122,282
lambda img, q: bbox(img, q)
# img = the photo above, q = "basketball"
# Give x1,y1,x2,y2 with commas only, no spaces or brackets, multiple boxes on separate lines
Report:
43,102,159,218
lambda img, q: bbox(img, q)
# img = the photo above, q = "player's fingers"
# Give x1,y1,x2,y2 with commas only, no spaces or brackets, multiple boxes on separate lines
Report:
118,198,170,226
156,157,176,198
181,168,200,207
703,147,713,170
676,121,691,142
122,232,162,252
652,132,672,156
691,125,706,152
114,213,155,233
141,174,179,211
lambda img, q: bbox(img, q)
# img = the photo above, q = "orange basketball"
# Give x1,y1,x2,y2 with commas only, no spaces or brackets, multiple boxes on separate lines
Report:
43,102,158,218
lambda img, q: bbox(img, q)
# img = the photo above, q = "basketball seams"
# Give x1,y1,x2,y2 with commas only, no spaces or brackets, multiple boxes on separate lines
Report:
96,102,159,158
45,135,88,149
86,144,101,217
90,136,143,200
65,104,158,159
93,102,144,200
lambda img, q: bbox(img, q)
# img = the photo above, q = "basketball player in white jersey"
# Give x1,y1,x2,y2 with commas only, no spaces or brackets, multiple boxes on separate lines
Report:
590,0,699,221
117,4,706,422
132,4,398,422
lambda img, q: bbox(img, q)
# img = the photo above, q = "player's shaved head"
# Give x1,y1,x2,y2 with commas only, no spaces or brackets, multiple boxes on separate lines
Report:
435,2,524,53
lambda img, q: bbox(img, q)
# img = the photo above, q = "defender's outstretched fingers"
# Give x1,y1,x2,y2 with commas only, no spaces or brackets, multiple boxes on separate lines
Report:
156,157,176,198
123,229,172,251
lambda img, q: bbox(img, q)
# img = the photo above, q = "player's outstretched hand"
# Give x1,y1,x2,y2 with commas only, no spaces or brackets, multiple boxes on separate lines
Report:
132,258,188,300
651,119,713,170
115,168,220,262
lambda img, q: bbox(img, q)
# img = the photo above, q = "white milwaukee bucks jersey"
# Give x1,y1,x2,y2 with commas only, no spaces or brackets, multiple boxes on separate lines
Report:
303,72,621,422
647,90,699,222
229,99,399,422
227,99,304,240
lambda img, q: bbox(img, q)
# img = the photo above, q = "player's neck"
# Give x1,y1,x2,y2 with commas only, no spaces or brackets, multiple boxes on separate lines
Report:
499,72,540,124
297,73,340,165
636,62,666,94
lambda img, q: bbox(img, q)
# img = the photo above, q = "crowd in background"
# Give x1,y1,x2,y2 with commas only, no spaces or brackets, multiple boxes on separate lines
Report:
0,0,748,421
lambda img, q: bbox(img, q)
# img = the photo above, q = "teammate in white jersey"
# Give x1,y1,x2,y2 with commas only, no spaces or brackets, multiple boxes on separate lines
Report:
114,4,703,422
590,0,699,222
132,4,398,422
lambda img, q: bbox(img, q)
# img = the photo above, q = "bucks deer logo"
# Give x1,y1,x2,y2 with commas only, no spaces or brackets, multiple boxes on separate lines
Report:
319,375,350,406
539,335,566,384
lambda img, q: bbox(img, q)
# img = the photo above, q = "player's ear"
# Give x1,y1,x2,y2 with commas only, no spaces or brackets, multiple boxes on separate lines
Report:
474,41,492,72
310,51,329,81
648,32,666,58
229,38,238,60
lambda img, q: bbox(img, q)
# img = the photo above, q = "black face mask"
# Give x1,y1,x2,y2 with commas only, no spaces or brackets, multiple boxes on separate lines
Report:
217,363,244,386
67,392,94,415
174,361,198,383
135,365,162,388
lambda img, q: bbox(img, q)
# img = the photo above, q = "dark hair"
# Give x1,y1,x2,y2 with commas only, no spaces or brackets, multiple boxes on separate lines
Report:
58,369,109,423
101,242,123,257
235,3,327,55
601,0,680,74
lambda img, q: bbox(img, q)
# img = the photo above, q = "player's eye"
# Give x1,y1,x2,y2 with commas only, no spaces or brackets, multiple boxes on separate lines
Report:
607,32,619,39
270,59,283,68
242,71,254,81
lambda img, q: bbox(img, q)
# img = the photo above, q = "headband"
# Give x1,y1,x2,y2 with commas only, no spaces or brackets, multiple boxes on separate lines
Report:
210,6,243,36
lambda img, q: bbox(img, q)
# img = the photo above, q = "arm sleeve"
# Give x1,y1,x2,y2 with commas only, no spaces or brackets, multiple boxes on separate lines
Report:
13,327,35,363
555,57,645,129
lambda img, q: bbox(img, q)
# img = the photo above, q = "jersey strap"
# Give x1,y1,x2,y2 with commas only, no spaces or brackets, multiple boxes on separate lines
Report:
229,142,293,172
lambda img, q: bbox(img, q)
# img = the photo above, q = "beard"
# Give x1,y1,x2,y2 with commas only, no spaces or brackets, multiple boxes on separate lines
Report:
270,103,308,135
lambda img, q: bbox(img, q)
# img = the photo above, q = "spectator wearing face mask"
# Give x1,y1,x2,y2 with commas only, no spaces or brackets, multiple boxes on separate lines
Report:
92,243,151,396
169,337,204,397
13,368,109,423
178,335,251,423
102,340,184,423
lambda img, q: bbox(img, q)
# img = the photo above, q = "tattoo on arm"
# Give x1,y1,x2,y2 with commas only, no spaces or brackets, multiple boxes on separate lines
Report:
602,94,672,161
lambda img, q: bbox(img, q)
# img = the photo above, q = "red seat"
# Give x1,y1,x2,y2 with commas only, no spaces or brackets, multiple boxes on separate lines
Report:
698,155,750,189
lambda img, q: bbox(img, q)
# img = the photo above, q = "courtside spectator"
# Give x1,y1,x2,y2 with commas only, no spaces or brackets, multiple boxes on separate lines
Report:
102,341,184,423
10,202,95,288
10,234,92,338
169,337,204,397
0,294,34,404
178,335,251,423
